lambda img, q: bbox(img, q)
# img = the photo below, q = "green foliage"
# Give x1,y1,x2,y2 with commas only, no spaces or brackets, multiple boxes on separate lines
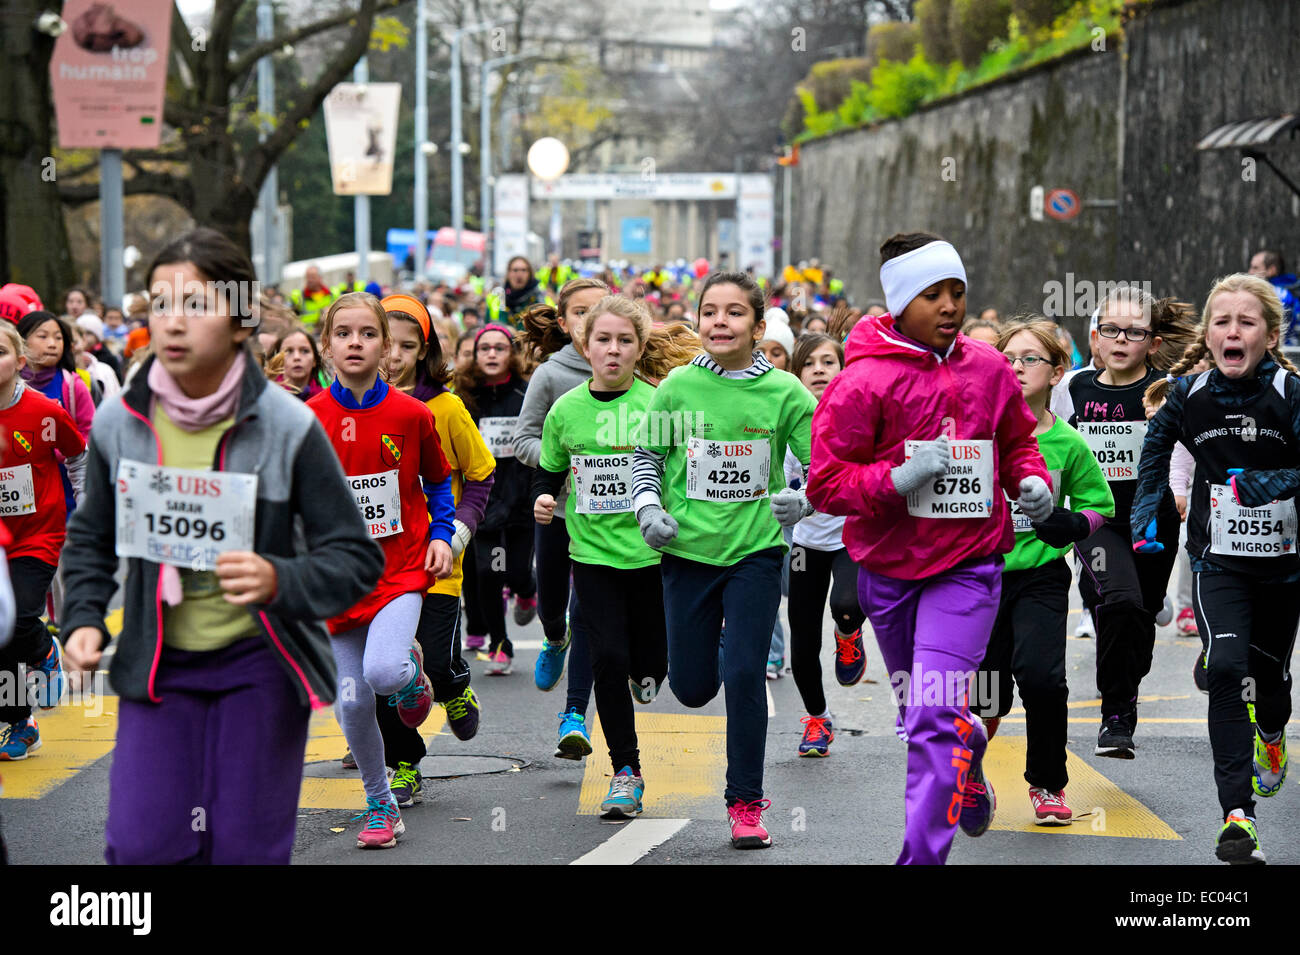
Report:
949,0,1013,69
915,0,956,65
866,54,944,119
794,0,1138,142
867,21,920,64
1010,0,1074,31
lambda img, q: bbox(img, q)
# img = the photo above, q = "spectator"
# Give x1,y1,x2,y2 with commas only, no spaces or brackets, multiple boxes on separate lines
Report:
74,314,123,383
1248,249,1299,345
290,264,333,327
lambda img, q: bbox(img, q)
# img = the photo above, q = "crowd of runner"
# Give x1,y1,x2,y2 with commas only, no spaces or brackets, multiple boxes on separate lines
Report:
0,229,1297,866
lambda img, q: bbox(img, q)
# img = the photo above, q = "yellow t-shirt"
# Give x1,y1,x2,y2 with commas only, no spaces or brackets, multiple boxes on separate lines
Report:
152,406,261,651
425,390,496,597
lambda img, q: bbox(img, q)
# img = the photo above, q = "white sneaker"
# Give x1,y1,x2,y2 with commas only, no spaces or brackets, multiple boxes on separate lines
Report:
1155,595,1173,627
1075,612,1095,639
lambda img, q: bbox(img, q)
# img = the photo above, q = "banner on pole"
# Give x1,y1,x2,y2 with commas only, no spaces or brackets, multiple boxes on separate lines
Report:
323,83,402,196
50,0,173,149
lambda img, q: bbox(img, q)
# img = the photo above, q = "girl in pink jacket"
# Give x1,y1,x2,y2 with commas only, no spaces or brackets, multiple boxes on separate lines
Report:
806,233,1051,865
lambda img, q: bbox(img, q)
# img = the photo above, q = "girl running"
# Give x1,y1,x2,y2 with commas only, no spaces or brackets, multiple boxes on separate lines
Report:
972,317,1114,825
373,294,496,807
455,324,536,675
1067,291,1197,757
18,311,95,441
59,227,384,863
806,233,1053,865
633,270,817,849
532,296,689,816
513,278,607,757
782,332,868,758
1133,274,1300,864
268,325,326,400
0,321,86,760
307,292,457,849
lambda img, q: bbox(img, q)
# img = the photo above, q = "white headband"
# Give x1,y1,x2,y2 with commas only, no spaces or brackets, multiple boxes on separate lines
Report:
880,240,967,319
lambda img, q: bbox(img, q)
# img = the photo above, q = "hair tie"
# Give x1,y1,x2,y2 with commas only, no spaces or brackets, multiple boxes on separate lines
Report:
1166,374,1177,384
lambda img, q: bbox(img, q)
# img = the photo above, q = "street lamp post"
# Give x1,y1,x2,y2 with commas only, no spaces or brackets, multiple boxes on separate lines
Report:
413,0,429,281
527,137,569,259
450,20,510,257
481,54,531,280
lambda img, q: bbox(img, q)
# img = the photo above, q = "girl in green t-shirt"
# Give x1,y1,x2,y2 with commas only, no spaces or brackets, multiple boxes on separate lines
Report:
532,296,699,819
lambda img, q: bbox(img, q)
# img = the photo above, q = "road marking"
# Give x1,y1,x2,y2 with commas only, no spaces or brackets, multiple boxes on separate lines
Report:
983,737,1180,839
578,713,728,820
766,683,775,718
569,818,691,865
1004,694,1190,716
0,697,119,798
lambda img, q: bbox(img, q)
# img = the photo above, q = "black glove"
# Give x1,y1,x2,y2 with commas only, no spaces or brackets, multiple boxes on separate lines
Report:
1032,507,1091,549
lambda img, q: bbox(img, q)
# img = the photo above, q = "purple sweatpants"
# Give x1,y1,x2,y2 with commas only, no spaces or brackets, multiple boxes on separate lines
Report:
858,555,1002,865
105,637,310,865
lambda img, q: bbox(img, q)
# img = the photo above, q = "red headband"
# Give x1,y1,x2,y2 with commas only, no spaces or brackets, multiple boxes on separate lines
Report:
474,323,514,346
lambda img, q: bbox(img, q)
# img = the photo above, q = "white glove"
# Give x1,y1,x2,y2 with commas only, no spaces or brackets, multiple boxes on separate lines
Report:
770,488,813,527
449,519,472,560
890,435,951,496
637,504,679,550
1016,476,1053,523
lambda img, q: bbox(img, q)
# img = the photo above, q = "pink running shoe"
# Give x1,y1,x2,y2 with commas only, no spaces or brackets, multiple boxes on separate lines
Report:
1175,607,1198,637
465,633,487,651
1028,786,1073,825
485,650,513,676
394,644,434,728
728,798,773,849
355,798,405,849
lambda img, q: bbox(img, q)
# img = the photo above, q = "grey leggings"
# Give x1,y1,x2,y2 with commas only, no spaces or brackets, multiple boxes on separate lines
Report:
330,592,423,805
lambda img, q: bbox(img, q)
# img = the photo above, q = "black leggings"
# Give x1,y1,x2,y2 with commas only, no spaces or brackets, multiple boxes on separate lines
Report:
460,541,488,639
1075,512,1178,719
0,557,57,726
570,562,668,774
473,525,537,657
1193,570,1300,819
377,591,469,768
975,558,1071,792
787,545,864,717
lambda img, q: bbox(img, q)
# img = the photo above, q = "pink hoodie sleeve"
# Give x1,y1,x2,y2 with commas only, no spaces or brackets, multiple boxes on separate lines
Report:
806,373,901,519
993,367,1050,495
64,372,95,439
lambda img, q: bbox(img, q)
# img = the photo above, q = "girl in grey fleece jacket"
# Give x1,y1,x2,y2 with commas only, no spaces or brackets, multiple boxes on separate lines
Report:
513,281,605,754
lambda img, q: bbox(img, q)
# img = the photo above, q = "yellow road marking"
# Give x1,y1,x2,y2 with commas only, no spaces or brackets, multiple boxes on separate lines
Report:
578,713,728,820
0,697,119,799
1005,694,1190,717
984,737,1181,839
1002,717,1205,724
299,706,447,810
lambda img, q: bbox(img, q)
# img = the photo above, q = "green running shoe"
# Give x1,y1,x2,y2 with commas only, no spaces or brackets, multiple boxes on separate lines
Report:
390,761,423,807
1252,729,1288,797
1215,810,1265,865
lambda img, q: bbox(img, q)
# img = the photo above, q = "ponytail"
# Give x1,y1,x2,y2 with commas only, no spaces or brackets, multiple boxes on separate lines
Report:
637,323,703,382
1149,297,1200,372
1144,339,1209,408
517,277,610,360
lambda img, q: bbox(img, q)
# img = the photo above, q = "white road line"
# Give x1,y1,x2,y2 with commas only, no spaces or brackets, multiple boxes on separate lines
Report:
766,682,775,718
569,818,690,865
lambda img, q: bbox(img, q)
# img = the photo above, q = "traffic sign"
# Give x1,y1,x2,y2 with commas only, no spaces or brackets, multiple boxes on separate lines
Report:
1045,188,1082,221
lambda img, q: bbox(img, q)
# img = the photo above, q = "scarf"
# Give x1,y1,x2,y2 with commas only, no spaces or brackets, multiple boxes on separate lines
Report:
146,351,247,605
20,364,58,392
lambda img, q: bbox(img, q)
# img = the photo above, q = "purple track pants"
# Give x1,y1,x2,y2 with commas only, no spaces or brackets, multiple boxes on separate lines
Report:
858,555,1002,865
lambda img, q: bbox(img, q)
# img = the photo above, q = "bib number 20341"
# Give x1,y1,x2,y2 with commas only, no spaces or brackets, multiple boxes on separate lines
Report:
905,439,994,519
116,460,257,569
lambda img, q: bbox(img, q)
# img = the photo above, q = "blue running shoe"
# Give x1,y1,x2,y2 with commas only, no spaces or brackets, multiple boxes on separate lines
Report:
798,715,834,757
534,624,571,692
0,718,40,761
959,718,995,837
833,629,867,686
555,708,592,760
32,635,65,709
599,766,645,818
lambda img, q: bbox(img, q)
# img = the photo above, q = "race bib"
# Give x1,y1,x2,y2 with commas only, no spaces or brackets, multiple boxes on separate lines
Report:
906,439,994,519
572,453,633,515
1077,421,1146,482
1007,469,1063,533
348,469,404,539
0,464,36,517
1209,484,1298,558
478,416,517,459
685,437,771,502
115,460,257,569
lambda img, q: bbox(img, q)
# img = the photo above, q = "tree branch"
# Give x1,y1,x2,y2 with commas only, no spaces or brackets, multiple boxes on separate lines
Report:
228,0,410,81
204,0,248,107
241,0,382,192
58,170,191,207
169,1,200,85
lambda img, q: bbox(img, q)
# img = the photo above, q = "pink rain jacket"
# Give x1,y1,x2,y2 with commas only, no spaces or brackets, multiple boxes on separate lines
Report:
806,313,1049,580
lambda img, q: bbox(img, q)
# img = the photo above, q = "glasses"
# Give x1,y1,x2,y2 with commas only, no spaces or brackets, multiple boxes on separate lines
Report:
1004,354,1051,368
477,343,510,354
1097,323,1153,342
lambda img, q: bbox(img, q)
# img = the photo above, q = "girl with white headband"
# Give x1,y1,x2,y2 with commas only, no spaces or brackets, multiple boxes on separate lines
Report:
806,232,1053,865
